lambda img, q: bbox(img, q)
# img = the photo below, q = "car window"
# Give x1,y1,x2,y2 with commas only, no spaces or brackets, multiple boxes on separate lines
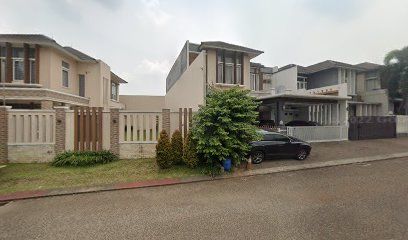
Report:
263,134,290,142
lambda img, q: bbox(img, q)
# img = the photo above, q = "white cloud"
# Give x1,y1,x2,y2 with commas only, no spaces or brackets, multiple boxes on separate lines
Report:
140,0,170,26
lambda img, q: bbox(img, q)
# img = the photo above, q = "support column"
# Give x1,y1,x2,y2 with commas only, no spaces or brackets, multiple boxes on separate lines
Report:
162,109,170,134
5,42,12,83
0,106,11,163
110,108,119,156
54,106,69,154
328,104,332,125
339,101,348,126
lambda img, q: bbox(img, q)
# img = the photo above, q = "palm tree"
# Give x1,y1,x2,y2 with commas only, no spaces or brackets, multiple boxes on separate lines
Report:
382,46,408,114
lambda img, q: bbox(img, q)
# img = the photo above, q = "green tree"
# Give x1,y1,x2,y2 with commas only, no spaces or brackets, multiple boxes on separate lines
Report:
170,130,183,165
182,132,198,168
156,130,173,169
382,46,408,114
191,87,261,171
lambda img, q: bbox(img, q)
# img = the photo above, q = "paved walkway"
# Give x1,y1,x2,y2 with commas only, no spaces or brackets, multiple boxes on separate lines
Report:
252,137,408,169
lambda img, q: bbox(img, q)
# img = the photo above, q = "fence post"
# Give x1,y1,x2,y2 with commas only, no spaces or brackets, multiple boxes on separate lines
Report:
0,106,11,163
54,106,69,155
162,109,170,134
110,108,120,156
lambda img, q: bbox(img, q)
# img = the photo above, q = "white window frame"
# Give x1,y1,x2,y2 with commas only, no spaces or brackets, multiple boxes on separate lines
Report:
13,58,24,81
217,59,224,84
62,62,69,88
225,62,234,84
111,82,118,101
29,58,36,83
250,72,259,91
0,57,5,83
297,77,307,90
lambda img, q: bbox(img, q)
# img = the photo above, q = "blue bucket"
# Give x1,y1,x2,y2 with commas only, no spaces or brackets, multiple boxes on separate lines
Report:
223,158,232,172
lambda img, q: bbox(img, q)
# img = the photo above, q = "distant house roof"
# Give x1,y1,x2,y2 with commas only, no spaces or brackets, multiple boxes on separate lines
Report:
63,46,96,61
305,60,365,73
354,62,383,71
188,43,201,52
277,64,309,75
199,41,263,58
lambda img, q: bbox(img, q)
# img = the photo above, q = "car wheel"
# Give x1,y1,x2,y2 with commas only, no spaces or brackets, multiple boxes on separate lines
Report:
251,151,264,164
296,148,308,160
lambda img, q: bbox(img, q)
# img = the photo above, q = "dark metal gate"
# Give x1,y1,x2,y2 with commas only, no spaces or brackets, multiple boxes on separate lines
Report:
348,116,396,140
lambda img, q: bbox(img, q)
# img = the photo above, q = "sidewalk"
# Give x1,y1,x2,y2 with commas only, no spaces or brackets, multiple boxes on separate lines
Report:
1,137,408,203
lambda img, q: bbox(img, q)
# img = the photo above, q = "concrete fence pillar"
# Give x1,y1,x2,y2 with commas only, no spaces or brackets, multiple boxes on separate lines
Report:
110,109,119,156
54,106,69,154
162,109,170,134
0,106,11,163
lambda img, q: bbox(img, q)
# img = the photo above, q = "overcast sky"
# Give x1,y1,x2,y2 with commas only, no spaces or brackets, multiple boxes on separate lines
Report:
2,0,408,95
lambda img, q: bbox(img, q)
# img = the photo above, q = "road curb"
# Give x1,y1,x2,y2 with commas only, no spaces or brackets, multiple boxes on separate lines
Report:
1,152,408,203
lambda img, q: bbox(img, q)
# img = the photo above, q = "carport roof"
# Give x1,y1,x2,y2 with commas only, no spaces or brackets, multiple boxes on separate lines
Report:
257,93,351,101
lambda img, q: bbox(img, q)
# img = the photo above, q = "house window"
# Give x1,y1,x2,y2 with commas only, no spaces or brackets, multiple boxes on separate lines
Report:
111,82,118,100
62,61,69,87
225,55,234,84
79,74,85,97
365,71,380,91
29,48,36,83
263,74,272,90
236,56,242,84
12,48,24,81
250,69,259,91
217,54,224,83
340,68,356,95
0,47,4,83
297,78,307,90
216,51,243,84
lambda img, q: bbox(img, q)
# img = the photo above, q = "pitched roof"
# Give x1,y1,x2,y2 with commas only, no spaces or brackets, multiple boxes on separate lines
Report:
188,42,201,52
199,41,263,58
0,34,58,44
0,34,97,63
354,62,383,71
277,64,309,74
111,72,127,84
305,60,365,74
63,46,95,61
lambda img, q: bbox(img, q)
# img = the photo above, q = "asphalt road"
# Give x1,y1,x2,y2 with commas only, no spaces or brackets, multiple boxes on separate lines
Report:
1,158,408,240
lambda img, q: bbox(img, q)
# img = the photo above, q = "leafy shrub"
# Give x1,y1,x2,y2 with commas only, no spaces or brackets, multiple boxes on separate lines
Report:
156,129,173,169
52,150,118,167
182,132,198,168
171,130,184,165
191,87,261,172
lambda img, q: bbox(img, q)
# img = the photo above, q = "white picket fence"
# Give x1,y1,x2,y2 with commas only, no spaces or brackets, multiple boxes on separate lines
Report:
286,126,348,142
396,115,408,134
119,111,162,143
8,110,55,144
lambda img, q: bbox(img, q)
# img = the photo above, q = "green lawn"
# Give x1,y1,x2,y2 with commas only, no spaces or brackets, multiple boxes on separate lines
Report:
0,159,204,194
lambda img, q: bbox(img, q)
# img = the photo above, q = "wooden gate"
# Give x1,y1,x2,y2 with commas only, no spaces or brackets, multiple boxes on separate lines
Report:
348,116,396,140
74,107,103,151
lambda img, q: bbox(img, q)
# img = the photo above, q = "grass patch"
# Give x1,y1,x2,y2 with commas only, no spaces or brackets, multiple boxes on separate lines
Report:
0,159,204,194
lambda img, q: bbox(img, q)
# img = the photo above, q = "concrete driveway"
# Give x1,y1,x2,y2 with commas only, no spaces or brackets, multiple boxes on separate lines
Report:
252,137,408,169
1,158,408,240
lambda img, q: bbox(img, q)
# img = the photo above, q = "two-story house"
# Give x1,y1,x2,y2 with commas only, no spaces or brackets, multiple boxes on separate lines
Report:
251,61,350,126
164,41,263,111
0,34,126,109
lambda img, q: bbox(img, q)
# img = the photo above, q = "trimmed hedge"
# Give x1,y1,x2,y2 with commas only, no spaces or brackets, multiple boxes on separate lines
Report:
52,150,118,167
156,130,173,169
171,130,184,165
182,132,199,168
